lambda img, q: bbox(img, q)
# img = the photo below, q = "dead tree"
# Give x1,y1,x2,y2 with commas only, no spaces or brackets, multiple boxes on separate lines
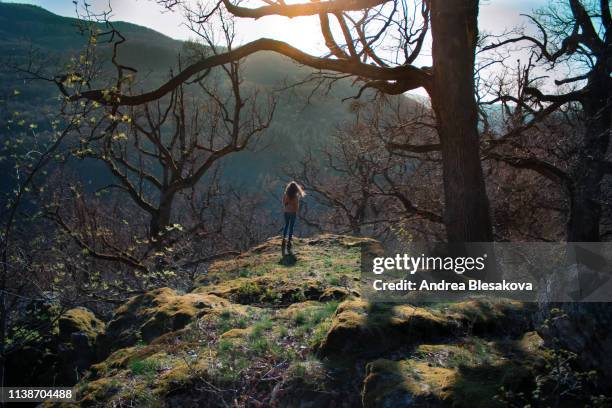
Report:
289,96,444,240
482,0,611,241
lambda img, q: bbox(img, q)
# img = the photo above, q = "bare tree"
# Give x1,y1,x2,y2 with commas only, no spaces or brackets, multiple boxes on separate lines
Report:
289,96,444,240
36,11,276,275
481,0,611,241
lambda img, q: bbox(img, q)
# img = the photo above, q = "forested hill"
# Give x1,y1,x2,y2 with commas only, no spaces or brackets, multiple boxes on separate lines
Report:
0,3,180,52
0,3,388,189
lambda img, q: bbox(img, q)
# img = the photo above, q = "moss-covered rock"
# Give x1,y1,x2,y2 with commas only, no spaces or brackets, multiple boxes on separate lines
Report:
361,357,532,408
39,235,565,407
194,275,350,306
361,334,543,408
71,342,212,407
58,307,104,342
6,307,104,387
97,288,230,358
55,308,105,384
319,299,535,357
443,299,535,335
319,300,455,356
362,359,454,408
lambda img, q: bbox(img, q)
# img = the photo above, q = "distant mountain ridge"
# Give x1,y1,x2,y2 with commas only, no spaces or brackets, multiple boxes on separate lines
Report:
0,3,180,51
0,3,376,192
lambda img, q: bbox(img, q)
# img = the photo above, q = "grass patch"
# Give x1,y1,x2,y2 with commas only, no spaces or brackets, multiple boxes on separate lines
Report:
251,337,270,354
250,317,273,339
292,301,339,328
217,310,248,334
129,358,163,382
289,301,339,347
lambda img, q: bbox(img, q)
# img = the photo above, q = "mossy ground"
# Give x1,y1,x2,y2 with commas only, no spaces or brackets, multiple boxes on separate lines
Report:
57,235,560,407
61,235,365,406
362,332,547,408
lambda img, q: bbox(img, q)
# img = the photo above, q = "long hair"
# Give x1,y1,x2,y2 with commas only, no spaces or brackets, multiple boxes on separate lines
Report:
285,181,305,199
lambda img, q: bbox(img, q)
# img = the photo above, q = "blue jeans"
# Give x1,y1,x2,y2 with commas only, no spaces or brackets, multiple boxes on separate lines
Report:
283,212,296,240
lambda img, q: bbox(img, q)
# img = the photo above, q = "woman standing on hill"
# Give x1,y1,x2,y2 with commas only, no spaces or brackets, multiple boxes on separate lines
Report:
282,181,305,251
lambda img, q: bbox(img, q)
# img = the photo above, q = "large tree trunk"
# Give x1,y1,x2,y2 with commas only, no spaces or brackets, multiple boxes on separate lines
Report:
150,190,175,243
567,66,611,242
429,0,493,242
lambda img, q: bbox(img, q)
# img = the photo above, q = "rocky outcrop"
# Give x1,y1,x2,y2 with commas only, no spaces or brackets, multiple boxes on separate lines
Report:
57,307,105,383
361,333,544,408
97,288,230,358
6,306,104,387
34,235,610,407
318,300,453,356
319,299,535,356
362,359,454,408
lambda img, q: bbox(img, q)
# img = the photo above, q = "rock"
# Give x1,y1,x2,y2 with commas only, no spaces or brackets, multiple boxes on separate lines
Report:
319,299,534,357
56,307,105,384
318,300,455,356
361,335,542,408
5,307,104,387
362,360,453,408
97,288,229,358
444,299,535,335
58,307,104,342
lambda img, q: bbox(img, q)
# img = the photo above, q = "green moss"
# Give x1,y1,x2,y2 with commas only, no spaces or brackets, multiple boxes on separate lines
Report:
362,334,546,408
130,357,163,378
58,307,104,342
194,235,371,291
99,289,230,356
77,378,122,406
415,339,496,369
319,300,455,356
362,359,455,408
443,299,535,334
362,355,534,408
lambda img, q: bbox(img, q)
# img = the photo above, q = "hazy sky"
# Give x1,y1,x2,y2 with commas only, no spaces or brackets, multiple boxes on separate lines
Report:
5,0,549,54
3,0,552,97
